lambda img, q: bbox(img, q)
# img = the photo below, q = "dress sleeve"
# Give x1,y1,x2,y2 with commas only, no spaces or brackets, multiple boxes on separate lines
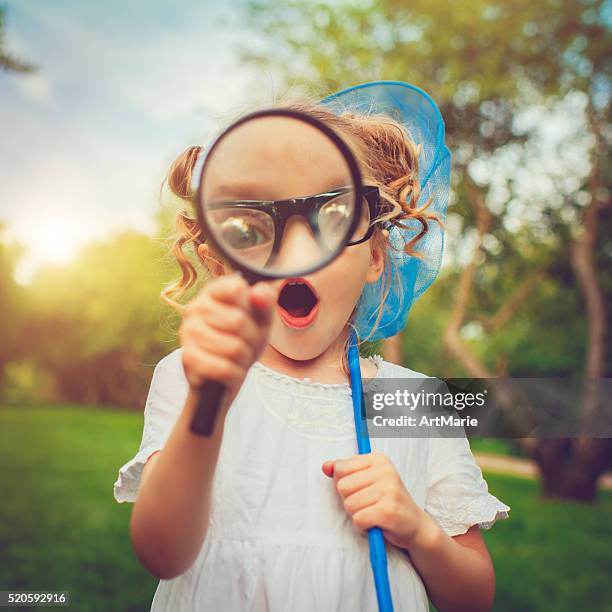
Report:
424,434,511,537
113,350,188,503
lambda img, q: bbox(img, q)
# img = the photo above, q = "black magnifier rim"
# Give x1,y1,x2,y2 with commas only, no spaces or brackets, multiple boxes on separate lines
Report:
194,107,364,281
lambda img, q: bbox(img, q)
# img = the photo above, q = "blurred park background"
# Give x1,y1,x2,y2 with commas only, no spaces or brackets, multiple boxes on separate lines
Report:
0,1,610,610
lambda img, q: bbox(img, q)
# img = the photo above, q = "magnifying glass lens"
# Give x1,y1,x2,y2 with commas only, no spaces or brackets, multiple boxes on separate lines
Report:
198,113,361,278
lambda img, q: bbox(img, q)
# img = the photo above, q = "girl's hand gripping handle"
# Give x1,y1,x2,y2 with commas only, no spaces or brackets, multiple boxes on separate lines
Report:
178,274,277,436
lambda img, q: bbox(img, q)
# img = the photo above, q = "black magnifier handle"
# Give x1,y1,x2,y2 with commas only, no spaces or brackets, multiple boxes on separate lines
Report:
190,380,227,436
189,271,258,437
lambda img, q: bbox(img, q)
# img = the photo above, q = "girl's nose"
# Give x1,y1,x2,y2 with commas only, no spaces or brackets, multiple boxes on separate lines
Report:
273,216,329,273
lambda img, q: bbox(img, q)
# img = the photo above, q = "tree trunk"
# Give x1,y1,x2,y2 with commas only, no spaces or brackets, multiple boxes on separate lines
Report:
445,159,610,502
533,438,611,502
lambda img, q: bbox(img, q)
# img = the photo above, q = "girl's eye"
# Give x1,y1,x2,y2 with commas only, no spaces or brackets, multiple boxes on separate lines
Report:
318,195,352,240
219,217,272,249
214,210,274,251
318,193,370,242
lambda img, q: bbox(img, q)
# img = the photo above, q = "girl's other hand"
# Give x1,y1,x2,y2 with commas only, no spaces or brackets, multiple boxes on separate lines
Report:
322,452,428,551
179,274,277,396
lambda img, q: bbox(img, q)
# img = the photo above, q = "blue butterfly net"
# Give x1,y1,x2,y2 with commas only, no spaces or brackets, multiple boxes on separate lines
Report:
319,81,451,342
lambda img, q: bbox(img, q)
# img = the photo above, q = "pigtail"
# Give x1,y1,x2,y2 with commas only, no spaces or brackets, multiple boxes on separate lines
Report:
160,146,204,311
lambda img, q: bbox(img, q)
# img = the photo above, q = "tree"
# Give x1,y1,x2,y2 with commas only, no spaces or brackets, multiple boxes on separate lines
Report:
0,225,25,389
241,0,611,499
22,231,180,408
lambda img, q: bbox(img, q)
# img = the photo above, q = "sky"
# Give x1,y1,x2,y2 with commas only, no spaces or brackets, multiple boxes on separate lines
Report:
0,0,274,282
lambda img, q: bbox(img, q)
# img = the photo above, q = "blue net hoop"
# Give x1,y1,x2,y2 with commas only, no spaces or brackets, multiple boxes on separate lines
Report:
319,81,451,342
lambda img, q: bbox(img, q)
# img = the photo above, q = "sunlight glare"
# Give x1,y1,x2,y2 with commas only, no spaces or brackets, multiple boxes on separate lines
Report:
10,214,98,284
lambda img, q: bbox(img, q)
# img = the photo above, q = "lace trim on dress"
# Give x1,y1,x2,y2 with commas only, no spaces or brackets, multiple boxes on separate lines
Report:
113,445,160,503
251,354,384,390
428,494,511,537
251,355,385,441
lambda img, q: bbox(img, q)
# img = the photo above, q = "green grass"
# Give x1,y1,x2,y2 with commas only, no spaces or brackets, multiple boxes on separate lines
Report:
482,473,611,611
0,405,610,611
468,437,526,457
0,404,157,612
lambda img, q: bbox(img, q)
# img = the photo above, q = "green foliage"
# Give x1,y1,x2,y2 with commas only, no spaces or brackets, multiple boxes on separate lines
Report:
11,231,183,408
28,231,171,358
0,225,25,385
402,280,453,375
245,0,610,104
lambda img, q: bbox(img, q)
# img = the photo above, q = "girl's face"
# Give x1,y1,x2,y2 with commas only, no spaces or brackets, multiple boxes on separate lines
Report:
198,115,385,361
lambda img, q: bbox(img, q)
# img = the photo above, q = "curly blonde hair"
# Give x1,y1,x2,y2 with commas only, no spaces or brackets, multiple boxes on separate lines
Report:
160,100,440,344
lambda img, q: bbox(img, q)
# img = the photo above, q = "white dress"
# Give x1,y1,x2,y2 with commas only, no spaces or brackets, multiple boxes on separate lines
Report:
113,349,510,611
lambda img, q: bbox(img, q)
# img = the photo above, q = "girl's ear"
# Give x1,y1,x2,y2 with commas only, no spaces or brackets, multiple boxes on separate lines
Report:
197,243,225,278
366,229,388,284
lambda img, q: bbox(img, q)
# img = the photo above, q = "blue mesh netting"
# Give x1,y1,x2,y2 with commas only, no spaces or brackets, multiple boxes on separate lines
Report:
319,81,451,342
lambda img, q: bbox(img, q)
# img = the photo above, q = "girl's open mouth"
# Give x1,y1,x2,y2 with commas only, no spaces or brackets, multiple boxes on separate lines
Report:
277,278,320,329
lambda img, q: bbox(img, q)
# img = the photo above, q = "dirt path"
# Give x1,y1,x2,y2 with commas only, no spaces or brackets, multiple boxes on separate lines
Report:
474,452,612,491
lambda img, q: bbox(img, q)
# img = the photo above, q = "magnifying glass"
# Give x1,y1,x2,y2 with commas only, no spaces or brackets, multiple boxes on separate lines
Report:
189,108,394,612
190,108,365,436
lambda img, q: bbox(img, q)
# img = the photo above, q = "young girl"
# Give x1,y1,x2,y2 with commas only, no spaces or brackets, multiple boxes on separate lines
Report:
114,81,510,612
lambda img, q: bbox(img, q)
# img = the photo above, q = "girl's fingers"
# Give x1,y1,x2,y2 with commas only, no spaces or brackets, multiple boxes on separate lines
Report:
186,295,261,343
207,304,262,351
187,281,275,342
332,454,374,481
351,504,381,534
180,275,277,394
182,322,254,369
205,273,250,307
335,468,374,499
343,484,382,516
248,282,278,327
181,345,245,389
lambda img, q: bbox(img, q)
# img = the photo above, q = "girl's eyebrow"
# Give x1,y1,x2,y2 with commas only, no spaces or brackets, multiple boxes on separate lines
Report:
323,172,354,191
208,162,352,197
215,189,351,205
208,181,270,201
209,175,353,201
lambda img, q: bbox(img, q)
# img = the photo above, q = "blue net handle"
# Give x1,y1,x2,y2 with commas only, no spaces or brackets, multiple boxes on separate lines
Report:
348,330,394,612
